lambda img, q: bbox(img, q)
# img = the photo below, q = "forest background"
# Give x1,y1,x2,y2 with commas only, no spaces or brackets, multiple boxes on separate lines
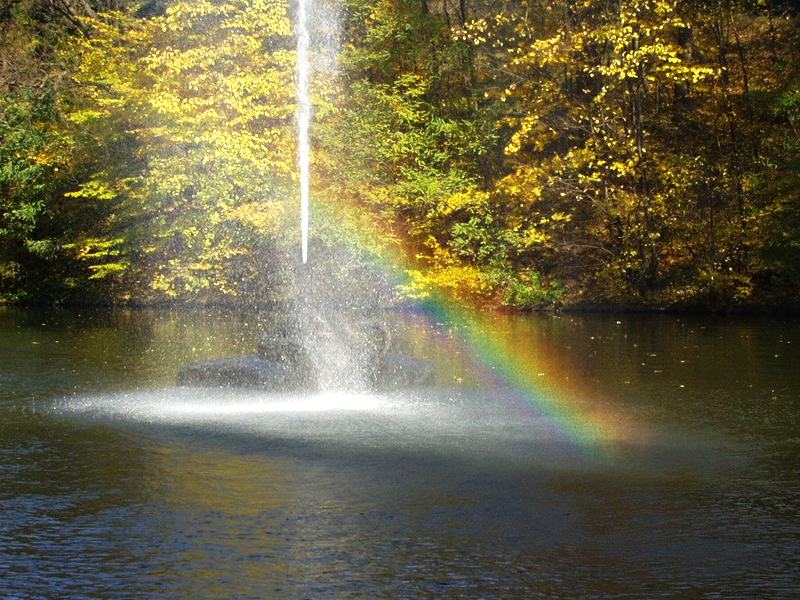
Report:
1,0,799,310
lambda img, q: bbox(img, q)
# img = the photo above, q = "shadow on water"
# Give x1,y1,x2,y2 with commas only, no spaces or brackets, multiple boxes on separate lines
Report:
52,384,748,479
41,384,794,599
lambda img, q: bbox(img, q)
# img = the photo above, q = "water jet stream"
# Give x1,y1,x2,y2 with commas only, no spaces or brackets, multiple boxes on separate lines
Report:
296,0,311,264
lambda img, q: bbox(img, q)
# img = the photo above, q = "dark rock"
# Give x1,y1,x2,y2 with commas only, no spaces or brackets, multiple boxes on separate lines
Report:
257,334,307,364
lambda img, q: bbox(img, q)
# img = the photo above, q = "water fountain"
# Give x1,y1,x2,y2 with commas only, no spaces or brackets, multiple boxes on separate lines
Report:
177,315,434,390
177,0,434,392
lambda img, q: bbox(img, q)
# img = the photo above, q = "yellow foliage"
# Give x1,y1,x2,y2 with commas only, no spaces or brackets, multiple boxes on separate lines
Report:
227,201,285,234
399,245,493,303
62,0,298,299
399,264,491,303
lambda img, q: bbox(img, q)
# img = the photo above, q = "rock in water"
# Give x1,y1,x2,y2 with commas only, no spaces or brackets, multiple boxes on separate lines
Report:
257,330,308,365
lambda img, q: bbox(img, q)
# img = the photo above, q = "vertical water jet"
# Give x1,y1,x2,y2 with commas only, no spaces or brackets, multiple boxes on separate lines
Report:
296,0,311,264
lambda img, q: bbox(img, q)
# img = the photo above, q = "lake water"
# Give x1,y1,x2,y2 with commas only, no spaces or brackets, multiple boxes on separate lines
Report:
1,307,798,598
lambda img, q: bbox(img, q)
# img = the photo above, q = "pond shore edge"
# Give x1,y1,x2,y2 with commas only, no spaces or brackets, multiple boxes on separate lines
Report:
3,297,800,317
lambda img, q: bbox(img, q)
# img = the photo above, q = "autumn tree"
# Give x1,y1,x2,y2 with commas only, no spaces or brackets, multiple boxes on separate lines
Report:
62,0,297,301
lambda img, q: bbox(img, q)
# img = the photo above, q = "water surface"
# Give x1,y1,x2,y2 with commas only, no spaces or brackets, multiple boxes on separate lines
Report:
1,307,798,598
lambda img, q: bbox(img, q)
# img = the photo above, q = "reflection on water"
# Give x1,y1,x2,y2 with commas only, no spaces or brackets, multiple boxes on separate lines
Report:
1,307,799,597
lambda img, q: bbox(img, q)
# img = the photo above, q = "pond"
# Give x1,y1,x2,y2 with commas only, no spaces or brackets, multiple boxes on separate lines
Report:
1,307,798,598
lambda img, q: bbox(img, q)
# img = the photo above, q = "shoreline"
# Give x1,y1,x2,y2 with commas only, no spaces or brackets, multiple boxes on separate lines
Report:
3,298,800,318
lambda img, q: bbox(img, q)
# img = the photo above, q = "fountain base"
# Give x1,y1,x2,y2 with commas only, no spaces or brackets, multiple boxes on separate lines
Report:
177,352,434,391
177,317,435,391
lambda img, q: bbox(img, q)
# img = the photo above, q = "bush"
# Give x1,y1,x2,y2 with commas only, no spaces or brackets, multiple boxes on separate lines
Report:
501,272,564,310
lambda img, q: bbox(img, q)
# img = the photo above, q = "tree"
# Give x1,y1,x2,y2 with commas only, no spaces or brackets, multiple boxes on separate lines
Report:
62,0,297,301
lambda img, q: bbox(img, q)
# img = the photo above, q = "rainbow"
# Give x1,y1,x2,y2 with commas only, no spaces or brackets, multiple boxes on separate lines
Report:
306,191,649,458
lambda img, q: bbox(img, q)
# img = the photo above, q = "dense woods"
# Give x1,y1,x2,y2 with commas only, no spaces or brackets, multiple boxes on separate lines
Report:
1,0,798,309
